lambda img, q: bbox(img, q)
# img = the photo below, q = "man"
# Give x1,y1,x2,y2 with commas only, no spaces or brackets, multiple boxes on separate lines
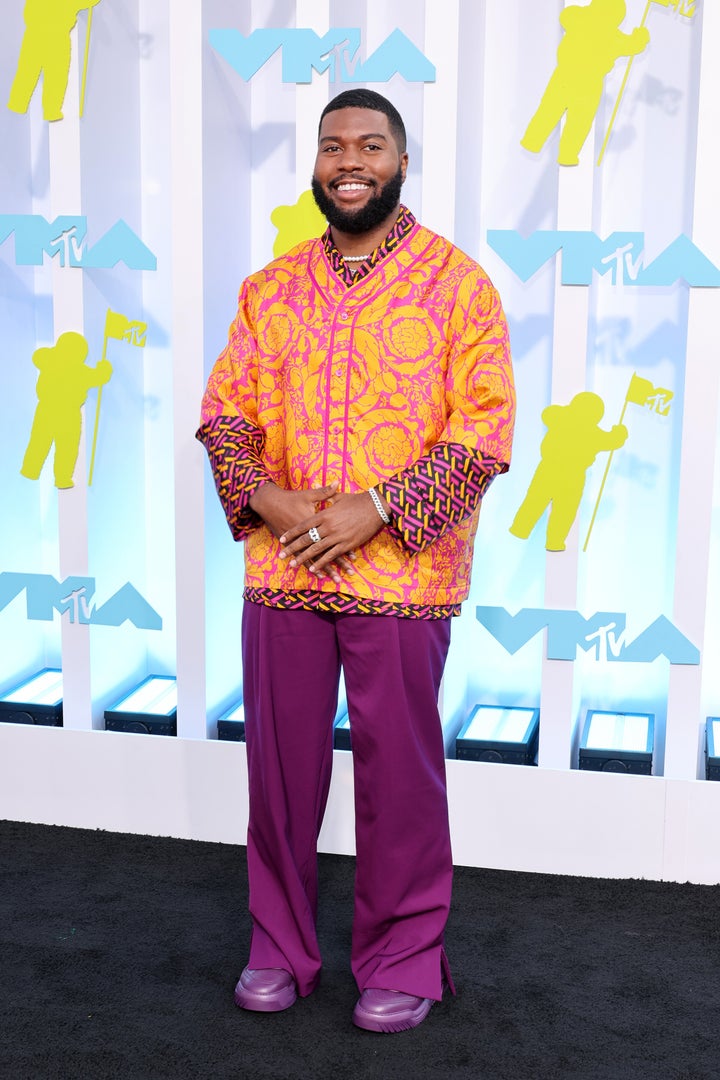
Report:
197,89,515,1033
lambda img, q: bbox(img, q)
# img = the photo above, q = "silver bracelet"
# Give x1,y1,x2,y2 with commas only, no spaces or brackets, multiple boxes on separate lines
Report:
368,486,391,525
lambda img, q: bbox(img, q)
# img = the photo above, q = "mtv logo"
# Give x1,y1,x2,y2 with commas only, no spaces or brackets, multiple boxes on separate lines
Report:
0,216,157,271
0,573,162,631
476,607,700,665
486,231,720,288
209,27,435,84
123,324,147,346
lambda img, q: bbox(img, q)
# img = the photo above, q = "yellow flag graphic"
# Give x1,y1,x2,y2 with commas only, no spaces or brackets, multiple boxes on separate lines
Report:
88,309,149,485
104,310,148,347
625,373,673,415
650,0,696,17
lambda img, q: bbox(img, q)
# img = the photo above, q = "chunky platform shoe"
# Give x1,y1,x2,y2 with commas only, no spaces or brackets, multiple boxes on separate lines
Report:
234,967,297,1012
352,988,435,1033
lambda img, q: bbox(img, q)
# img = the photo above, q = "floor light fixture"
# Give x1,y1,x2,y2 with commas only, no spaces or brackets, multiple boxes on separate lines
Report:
455,704,540,764
579,710,654,774
104,675,177,736
0,669,63,726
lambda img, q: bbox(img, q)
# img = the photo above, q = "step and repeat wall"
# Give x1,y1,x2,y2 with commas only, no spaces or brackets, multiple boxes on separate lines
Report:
1,0,719,873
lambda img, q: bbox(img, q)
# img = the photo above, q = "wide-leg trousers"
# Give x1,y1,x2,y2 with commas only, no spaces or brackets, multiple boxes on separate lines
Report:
241,601,454,1000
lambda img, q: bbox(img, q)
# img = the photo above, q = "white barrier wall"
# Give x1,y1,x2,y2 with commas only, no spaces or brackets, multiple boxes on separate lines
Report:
2,0,720,883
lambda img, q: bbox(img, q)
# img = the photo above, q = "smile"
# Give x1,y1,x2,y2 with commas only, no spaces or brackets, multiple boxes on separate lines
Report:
333,182,372,192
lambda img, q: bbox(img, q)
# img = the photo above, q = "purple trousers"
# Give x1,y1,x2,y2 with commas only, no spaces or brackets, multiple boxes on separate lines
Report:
241,601,454,1000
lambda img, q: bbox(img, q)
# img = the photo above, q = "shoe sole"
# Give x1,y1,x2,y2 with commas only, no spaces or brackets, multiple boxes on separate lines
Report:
234,985,297,1012
352,997,432,1033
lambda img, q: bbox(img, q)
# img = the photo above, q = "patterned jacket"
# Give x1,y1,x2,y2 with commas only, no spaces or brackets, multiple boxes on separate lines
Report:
197,216,515,615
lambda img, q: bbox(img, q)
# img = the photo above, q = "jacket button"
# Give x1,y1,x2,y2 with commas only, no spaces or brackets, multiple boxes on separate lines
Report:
339,311,349,321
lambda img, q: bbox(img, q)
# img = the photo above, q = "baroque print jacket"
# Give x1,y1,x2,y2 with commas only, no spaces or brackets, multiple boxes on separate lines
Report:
197,213,515,617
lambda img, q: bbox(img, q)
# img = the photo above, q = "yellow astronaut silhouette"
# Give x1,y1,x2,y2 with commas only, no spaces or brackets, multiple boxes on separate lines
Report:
509,392,628,551
7,0,102,122
271,190,327,258
20,332,112,489
521,0,650,166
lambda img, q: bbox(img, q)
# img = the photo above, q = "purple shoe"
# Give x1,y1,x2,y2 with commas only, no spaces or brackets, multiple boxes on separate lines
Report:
234,966,297,1012
352,988,434,1033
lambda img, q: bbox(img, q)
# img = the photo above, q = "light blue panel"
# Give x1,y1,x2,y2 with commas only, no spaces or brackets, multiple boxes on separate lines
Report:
0,7,60,688
702,404,720,718
461,280,556,717
459,0,561,716
452,1,559,724
201,0,257,719
77,0,173,712
575,5,703,772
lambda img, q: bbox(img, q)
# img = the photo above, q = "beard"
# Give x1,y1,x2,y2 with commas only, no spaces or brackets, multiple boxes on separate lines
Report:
311,166,404,235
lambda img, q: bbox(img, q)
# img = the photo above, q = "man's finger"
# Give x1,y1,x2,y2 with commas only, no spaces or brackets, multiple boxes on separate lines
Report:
278,522,320,551
308,544,347,575
309,482,339,501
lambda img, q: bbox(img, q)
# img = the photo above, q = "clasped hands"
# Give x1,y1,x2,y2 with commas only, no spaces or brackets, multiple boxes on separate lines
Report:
248,481,387,585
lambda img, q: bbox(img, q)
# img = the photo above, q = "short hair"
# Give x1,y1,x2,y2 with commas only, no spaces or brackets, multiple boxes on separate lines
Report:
318,90,407,153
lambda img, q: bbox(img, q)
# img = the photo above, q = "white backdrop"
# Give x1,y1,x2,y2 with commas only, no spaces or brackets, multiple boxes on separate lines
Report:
1,0,720,883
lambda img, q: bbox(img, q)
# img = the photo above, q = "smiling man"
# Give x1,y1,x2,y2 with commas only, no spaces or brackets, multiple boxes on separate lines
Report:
311,102,406,242
197,89,515,1034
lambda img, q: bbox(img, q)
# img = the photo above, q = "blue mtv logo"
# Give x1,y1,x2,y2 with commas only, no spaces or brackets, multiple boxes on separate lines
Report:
486,231,720,287
0,216,157,270
476,607,699,665
0,573,162,630
209,27,435,84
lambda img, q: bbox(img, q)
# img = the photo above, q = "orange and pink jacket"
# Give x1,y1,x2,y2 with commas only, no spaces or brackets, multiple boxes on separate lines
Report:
197,220,515,611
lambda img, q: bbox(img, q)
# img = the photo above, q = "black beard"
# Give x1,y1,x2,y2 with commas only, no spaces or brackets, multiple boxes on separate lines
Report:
311,166,404,235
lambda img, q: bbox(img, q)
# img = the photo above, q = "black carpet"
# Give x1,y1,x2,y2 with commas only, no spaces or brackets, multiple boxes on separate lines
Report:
2,820,719,1080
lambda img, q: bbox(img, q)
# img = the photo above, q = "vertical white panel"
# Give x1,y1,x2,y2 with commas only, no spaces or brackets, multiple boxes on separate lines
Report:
420,0,459,239
140,0,176,678
364,0,421,213
296,0,330,188
169,0,207,738
50,25,92,730
248,1,287,273
454,0,486,260
15,42,61,678
538,5,596,769
665,3,720,780
472,0,553,728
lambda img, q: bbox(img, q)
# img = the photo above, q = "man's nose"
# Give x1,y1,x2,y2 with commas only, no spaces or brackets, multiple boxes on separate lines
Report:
336,150,363,170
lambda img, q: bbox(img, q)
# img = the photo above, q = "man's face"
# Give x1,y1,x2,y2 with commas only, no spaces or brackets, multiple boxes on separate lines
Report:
312,107,408,235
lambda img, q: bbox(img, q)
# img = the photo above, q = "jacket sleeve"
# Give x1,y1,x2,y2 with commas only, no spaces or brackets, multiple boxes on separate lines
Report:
195,285,270,541
376,278,515,553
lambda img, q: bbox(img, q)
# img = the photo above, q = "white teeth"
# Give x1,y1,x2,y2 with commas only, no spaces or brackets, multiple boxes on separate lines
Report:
336,183,368,191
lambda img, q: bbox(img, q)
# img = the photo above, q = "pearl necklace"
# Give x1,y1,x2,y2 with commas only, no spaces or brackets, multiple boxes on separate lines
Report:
342,253,372,262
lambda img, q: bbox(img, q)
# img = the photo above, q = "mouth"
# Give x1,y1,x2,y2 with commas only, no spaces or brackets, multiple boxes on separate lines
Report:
331,180,374,200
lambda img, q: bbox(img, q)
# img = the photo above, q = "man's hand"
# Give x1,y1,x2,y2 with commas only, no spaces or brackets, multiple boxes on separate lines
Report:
249,481,354,583
278,491,390,577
